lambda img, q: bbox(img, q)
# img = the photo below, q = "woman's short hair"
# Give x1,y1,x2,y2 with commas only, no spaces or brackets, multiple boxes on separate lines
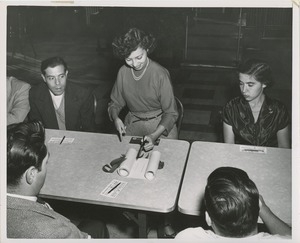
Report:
7,121,47,186
204,167,260,237
112,27,156,59
238,59,273,87
41,56,68,75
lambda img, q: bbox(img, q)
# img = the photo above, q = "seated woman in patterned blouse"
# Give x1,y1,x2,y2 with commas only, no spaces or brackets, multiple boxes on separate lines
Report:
222,59,290,148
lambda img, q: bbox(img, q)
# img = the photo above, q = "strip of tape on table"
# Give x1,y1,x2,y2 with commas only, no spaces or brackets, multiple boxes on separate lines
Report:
240,145,267,154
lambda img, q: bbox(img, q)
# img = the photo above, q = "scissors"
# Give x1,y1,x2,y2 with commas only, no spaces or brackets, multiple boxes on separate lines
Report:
136,136,148,160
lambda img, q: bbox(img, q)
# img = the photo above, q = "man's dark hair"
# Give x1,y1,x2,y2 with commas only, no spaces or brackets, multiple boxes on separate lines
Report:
204,167,260,237
41,56,68,75
7,121,47,186
112,27,156,59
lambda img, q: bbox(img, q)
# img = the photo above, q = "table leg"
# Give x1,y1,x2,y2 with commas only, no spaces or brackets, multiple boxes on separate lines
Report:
137,212,147,238
123,211,148,238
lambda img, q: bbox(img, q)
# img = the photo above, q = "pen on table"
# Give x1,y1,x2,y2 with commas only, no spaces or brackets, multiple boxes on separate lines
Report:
108,182,121,194
60,136,65,145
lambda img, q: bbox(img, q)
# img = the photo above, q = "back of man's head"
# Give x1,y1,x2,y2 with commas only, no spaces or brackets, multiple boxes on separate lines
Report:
204,167,259,238
7,121,47,187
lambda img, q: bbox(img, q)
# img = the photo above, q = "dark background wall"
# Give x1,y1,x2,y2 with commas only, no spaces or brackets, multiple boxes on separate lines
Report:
7,6,292,71
6,6,293,139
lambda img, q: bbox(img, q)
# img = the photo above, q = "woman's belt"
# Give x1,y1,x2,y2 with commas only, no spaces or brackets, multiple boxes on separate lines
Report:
132,112,163,123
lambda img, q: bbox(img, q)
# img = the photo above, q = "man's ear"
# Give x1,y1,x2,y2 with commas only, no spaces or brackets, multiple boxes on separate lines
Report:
205,211,212,227
41,74,46,83
25,166,38,185
65,70,68,77
262,83,267,88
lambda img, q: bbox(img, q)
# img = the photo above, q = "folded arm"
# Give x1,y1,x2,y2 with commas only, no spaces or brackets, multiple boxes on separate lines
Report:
259,195,291,236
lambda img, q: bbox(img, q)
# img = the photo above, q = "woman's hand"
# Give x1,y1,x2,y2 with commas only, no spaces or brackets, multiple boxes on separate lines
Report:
143,125,167,152
114,117,126,139
143,135,155,152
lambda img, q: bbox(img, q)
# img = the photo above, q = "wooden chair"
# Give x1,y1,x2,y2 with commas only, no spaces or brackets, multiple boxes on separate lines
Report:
175,96,184,137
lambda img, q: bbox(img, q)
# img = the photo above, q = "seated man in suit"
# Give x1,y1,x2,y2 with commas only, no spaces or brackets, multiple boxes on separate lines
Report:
28,56,95,132
176,167,291,240
7,76,31,125
7,121,108,238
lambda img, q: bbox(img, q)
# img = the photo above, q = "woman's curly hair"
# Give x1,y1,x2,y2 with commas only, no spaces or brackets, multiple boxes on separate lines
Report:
112,28,157,59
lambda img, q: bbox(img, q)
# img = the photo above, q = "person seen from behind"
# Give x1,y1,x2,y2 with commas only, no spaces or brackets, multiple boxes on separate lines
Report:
175,166,291,240
7,121,108,238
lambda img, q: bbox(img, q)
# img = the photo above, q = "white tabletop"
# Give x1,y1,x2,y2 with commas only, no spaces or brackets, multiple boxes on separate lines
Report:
40,129,190,213
178,141,291,224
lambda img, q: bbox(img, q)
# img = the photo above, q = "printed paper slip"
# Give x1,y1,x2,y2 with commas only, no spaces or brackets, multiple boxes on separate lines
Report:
101,179,127,198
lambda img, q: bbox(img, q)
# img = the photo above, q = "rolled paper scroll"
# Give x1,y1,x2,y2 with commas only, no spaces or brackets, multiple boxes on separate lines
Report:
145,151,161,180
117,148,137,177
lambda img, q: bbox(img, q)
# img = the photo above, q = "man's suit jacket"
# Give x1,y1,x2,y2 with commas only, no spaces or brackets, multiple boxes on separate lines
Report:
28,82,95,132
7,196,88,238
7,76,31,125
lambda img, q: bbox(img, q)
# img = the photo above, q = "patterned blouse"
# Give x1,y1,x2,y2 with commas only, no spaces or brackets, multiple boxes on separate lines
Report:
223,95,290,147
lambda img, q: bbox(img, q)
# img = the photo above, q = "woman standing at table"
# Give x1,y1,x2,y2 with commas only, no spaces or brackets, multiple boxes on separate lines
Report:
222,59,290,148
108,27,178,237
108,27,178,151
